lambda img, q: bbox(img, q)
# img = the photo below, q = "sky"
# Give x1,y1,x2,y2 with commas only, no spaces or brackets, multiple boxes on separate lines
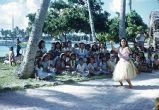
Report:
0,0,158,30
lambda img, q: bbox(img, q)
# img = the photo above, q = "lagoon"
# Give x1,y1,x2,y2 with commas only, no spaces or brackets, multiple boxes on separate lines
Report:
0,43,51,57
0,42,133,57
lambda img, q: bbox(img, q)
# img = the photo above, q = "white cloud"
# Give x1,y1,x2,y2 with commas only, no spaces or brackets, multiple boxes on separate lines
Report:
108,0,130,13
108,0,121,13
0,0,41,30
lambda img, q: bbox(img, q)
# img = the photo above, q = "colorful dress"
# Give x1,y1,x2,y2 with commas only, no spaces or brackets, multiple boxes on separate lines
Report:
113,47,136,81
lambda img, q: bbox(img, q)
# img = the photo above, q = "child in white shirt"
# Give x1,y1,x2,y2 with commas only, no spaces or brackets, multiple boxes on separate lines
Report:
76,58,89,76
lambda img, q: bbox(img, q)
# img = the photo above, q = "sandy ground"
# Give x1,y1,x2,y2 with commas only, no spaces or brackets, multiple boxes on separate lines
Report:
0,71,159,110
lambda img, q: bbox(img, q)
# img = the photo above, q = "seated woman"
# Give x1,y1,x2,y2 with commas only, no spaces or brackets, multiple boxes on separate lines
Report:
53,42,62,58
76,58,89,77
35,57,52,80
38,40,47,55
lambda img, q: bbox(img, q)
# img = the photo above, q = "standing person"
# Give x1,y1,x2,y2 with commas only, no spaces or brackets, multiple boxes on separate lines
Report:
111,38,136,88
135,30,145,51
16,38,21,57
9,47,16,66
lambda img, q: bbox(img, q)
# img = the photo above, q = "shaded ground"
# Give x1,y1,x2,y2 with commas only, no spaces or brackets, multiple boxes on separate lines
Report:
0,71,159,110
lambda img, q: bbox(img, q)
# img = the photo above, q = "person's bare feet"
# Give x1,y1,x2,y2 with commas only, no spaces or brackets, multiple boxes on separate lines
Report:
128,84,133,88
119,81,123,86
114,81,123,87
115,84,123,87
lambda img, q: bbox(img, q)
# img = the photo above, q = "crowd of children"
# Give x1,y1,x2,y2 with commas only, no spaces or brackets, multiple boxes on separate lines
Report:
34,40,159,80
4,39,159,80
35,40,116,80
130,42,159,73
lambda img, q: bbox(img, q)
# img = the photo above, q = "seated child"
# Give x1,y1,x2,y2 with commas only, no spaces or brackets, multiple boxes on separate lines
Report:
146,53,153,72
153,53,159,70
138,52,148,72
87,56,100,76
68,53,77,72
99,55,110,74
134,55,139,65
35,58,52,80
76,58,89,77
54,53,66,74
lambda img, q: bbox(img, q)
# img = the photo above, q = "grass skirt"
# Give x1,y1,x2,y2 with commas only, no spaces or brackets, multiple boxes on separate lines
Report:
113,59,137,81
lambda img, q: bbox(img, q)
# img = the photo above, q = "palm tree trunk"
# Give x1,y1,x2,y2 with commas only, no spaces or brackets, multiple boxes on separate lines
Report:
17,0,51,78
119,0,126,39
129,0,132,11
87,0,96,42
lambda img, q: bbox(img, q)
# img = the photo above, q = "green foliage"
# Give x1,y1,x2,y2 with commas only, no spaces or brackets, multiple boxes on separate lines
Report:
26,13,36,33
50,0,70,10
96,33,112,42
0,27,27,38
55,73,109,83
126,10,148,41
108,17,119,42
108,10,148,42
27,0,109,37
0,63,57,92
0,62,108,92
26,1,148,42
94,11,110,33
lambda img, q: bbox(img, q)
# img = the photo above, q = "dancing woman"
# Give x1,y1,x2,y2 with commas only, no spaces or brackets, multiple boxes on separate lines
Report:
111,38,136,88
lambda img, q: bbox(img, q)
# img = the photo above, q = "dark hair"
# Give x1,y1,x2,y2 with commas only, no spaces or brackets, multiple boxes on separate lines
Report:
119,38,128,47
70,53,76,57
68,41,72,44
79,57,83,61
38,40,45,49
154,53,158,59
74,43,79,48
10,47,13,51
41,53,48,62
55,42,61,50
36,58,42,68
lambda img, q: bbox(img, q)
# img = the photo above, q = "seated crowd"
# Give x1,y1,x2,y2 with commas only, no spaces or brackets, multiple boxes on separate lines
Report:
35,40,116,80
4,39,159,80
131,42,159,73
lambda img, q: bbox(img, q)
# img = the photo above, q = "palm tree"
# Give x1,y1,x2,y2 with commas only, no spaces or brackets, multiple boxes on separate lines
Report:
17,0,51,78
119,0,126,39
86,0,96,42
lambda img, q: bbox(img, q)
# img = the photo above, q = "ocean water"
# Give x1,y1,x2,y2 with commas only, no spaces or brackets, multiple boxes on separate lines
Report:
0,43,51,57
0,42,133,57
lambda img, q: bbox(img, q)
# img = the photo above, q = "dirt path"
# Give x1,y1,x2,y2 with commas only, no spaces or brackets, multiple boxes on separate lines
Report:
0,71,159,110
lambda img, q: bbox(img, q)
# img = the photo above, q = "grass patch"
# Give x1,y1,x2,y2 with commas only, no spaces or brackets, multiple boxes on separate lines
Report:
0,63,58,92
0,62,111,92
55,73,111,83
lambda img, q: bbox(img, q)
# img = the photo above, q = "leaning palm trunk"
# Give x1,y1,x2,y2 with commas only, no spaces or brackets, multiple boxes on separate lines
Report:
17,0,50,78
119,0,126,39
87,0,96,42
